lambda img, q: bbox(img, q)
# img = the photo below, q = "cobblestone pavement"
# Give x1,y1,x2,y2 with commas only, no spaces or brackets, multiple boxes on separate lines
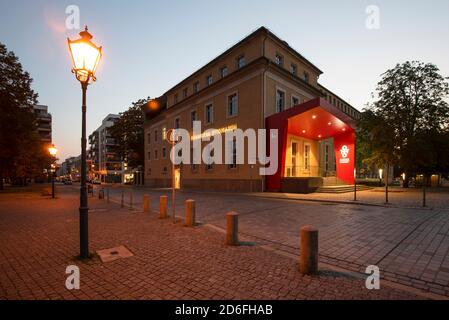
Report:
102,185,449,297
0,185,427,300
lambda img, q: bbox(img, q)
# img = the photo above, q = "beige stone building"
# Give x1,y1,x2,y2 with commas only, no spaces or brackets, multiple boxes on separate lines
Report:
143,27,360,192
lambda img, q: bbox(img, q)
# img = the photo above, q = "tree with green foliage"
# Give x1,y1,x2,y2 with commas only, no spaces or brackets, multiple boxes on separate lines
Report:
358,61,449,187
109,97,150,169
0,42,49,189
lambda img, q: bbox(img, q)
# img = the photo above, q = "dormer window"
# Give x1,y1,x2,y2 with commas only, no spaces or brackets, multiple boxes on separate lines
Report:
275,53,283,66
237,55,245,69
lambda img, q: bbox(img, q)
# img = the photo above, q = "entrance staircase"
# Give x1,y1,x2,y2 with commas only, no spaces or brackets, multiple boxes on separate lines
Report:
316,177,373,194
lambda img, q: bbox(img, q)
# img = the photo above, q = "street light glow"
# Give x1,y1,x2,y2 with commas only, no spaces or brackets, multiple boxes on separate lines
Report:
68,26,102,83
48,144,58,156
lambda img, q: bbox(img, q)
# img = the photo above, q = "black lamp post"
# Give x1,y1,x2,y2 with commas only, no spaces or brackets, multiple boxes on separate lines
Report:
48,144,58,198
68,26,102,259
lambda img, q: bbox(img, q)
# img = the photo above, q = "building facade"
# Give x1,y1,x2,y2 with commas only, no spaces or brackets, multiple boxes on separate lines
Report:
143,27,361,192
88,114,123,183
32,105,52,146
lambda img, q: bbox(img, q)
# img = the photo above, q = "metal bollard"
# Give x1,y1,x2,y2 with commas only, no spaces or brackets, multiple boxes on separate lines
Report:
159,195,168,219
299,225,319,275
143,195,150,213
225,211,239,245
98,189,104,199
121,190,124,208
185,199,196,227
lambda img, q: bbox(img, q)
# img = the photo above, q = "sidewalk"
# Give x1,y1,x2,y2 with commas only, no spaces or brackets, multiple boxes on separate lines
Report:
0,187,431,300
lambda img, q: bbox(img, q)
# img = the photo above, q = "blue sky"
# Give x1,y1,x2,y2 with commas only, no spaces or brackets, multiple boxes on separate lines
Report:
1,0,448,161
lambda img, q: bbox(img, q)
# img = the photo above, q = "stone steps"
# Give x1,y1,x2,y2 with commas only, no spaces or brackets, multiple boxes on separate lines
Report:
315,184,373,194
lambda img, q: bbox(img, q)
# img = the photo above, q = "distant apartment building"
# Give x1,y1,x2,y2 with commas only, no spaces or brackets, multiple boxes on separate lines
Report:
32,105,52,146
143,27,361,192
88,114,123,183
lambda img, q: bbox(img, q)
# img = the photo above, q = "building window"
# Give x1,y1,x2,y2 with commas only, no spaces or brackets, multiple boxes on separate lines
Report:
291,95,299,107
154,149,158,160
290,63,297,76
304,143,310,170
220,66,228,78
206,149,214,171
206,75,213,86
205,104,214,124
190,110,197,127
227,93,238,117
193,81,199,93
183,88,188,98
147,151,151,160
148,168,151,175
291,142,298,176
174,93,178,104
174,117,180,129
304,71,310,83
162,147,166,159
237,55,245,69
275,53,283,66
147,133,151,144
154,129,158,142
190,147,198,172
162,127,167,141
276,89,285,113
228,137,237,169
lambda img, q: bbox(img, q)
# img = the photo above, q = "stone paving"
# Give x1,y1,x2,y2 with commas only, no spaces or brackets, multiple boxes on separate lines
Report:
103,185,449,296
0,185,426,300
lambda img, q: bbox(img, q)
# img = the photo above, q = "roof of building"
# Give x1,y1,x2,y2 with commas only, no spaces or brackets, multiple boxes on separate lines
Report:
163,26,323,95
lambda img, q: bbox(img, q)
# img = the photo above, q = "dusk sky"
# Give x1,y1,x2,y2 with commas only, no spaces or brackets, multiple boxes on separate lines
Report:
1,0,448,161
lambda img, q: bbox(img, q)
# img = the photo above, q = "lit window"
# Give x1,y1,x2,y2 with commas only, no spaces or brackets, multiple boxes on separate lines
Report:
237,55,245,69
304,144,310,170
276,89,285,112
227,93,238,117
162,127,167,141
220,66,228,78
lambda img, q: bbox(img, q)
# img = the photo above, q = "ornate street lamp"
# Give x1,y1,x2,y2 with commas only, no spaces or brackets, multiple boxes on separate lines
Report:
48,144,58,199
68,26,102,259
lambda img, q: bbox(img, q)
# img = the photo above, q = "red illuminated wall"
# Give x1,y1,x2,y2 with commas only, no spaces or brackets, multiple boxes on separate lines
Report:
333,131,355,184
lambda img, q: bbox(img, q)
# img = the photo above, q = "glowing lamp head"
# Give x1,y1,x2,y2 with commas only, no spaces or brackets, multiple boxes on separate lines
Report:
68,26,102,83
48,144,58,156
378,168,383,179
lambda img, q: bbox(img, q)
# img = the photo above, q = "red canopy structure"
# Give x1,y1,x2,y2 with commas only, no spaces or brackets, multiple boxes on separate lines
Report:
265,97,356,192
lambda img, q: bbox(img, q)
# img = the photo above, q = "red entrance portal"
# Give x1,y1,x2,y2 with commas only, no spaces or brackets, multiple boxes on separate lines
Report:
265,97,356,192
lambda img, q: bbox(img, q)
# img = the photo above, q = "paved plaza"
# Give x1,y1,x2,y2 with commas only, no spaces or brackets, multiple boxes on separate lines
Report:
0,184,448,299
